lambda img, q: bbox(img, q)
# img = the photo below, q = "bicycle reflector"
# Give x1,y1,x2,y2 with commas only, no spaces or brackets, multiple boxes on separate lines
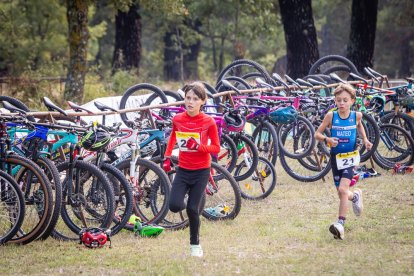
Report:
79,228,111,248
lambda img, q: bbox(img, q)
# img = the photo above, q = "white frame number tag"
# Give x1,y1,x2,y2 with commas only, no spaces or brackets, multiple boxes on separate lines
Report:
336,150,360,170
176,131,200,152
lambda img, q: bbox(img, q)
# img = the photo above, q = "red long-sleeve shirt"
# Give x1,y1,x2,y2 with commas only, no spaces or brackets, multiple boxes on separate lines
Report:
164,112,220,170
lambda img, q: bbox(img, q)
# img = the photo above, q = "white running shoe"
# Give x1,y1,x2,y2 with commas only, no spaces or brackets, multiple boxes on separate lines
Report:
329,222,344,240
190,244,203,257
352,188,363,216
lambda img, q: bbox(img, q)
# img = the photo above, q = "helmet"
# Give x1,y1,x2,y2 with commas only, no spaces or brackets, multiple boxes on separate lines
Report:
367,94,385,113
129,215,164,237
223,112,246,132
80,129,111,151
300,98,317,114
269,106,297,124
79,228,111,248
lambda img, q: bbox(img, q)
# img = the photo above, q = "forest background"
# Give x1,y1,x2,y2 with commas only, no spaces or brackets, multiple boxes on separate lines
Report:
0,0,412,108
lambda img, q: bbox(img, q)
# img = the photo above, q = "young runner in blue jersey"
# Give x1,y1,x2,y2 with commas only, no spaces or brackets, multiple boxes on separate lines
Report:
315,84,373,240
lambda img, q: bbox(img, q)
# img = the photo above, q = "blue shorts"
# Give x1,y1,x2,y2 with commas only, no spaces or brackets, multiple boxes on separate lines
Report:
331,153,354,187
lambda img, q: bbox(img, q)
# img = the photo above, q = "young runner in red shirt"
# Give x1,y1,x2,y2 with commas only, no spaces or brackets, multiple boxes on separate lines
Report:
163,82,220,257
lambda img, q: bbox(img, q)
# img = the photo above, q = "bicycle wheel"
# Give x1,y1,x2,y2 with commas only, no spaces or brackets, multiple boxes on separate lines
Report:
277,115,316,159
149,156,190,231
36,155,62,240
308,55,360,77
147,90,184,119
380,111,414,137
202,162,241,221
373,124,414,169
216,59,273,87
119,83,168,125
100,162,133,236
56,160,115,236
0,171,25,245
358,113,380,162
230,133,259,181
234,156,277,200
116,158,170,225
252,120,278,165
298,129,331,171
6,155,53,245
279,144,332,182
215,134,238,174
216,76,252,92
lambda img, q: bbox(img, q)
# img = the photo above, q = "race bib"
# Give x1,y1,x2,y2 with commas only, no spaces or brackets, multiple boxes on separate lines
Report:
336,150,360,170
176,131,200,152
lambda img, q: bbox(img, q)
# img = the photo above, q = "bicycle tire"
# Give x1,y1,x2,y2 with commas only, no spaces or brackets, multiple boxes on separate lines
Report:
297,129,331,171
372,124,414,169
252,120,279,165
322,65,352,75
36,155,62,240
277,115,316,159
230,133,259,181
215,134,238,174
149,156,190,231
308,55,360,76
6,155,53,245
234,156,277,200
202,162,241,221
380,111,414,137
100,162,133,236
358,112,380,162
216,59,273,87
56,160,115,235
119,83,168,126
115,158,171,225
279,145,332,182
0,171,25,245
216,76,252,91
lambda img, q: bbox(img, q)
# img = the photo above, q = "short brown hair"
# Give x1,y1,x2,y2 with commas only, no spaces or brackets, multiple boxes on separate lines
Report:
182,82,208,101
333,83,356,99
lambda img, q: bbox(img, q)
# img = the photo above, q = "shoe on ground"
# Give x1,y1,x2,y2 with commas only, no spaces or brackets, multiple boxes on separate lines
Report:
366,168,378,176
191,244,203,257
204,204,227,217
352,188,363,216
329,222,344,240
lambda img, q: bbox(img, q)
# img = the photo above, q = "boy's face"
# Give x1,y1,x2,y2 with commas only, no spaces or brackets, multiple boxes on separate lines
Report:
334,91,355,111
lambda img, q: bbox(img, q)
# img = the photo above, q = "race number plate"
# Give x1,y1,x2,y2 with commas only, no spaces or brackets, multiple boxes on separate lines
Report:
336,150,360,170
176,131,200,152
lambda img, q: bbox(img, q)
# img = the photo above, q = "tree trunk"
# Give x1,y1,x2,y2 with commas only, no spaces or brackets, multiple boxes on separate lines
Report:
163,29,181,81
399,34,414,77
183,19,202,80
278,0,319,78
183,40,201,80
347,0,378,74
64,0,89,102
163,20,202,81
112,4,141,73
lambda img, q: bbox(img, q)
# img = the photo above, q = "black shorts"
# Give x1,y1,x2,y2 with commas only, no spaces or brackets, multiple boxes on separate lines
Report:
331,153,354,187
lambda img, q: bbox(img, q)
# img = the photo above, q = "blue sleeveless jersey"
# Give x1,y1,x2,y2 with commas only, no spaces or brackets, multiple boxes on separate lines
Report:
331,111,357,154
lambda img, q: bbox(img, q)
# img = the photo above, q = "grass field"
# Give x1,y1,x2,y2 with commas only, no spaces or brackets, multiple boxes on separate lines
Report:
1,164,413,275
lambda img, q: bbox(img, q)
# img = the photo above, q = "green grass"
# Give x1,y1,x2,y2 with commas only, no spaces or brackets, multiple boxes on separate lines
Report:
1,165,413,275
